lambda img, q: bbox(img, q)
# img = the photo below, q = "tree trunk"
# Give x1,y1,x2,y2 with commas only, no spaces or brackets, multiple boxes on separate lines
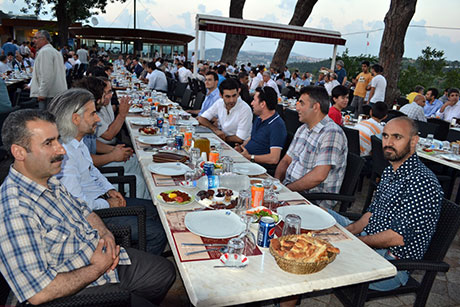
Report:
271,0,318,71
378,0,417,106
220,0,246,64
55,0,69,48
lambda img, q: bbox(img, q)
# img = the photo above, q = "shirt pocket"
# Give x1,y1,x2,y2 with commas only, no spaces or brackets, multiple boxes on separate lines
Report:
44,220,74,260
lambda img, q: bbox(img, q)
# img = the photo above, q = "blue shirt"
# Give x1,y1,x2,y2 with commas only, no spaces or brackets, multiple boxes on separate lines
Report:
335,67,347,84
83,134,97,154
365,154,442,260
0,79,12,113
198,87,220,116
2,42,17,56
424,99,443,117
245,112,287,156
217,74,226,87
0,167,129,302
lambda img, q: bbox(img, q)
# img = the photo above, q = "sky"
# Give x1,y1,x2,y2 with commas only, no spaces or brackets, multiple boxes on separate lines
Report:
2,0,460,60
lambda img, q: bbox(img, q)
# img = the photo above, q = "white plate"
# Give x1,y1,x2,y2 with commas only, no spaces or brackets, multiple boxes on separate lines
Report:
440,153,460,163
177,118,199,126
233,163,266,176
131,118,153,126
148,162,192,176
277,204,336,230
185,210,245,239
129,107,143,113
138,136,167,145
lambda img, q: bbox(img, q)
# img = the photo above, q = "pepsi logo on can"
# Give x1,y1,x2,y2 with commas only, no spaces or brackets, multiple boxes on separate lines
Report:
257,216,275,247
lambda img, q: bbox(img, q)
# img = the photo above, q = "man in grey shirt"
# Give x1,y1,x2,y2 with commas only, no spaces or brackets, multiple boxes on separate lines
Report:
76,44,89,71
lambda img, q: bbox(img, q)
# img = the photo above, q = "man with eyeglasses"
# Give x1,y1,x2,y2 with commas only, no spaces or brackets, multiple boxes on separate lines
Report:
187,71,220,116
29,30,67,110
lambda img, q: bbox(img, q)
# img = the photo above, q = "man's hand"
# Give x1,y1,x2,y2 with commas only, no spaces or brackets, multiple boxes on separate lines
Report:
234,144,243,153
106,189,126,207
99,233,120,272
110,144,133,162
90,239,115,275
118,96,130,116
213,129,226,140
37,96,46,101
240,145,250,160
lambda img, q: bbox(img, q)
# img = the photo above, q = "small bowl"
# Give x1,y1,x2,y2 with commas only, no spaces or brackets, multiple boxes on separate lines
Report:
219,253,249,267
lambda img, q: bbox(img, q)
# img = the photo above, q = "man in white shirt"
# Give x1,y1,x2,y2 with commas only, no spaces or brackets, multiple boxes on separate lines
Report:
198,78,252,144
0,55,9,73
436,88,460,122
284,66,291,80
400,94,427,122
145,62,168,92
48,88,167,255
368,64,387,104
179,52,186,62
324,73,340,96
261,71,281,97
177,62,192,84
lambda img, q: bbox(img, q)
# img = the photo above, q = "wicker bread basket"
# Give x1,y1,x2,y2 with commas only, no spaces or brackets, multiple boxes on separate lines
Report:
269,234,338,275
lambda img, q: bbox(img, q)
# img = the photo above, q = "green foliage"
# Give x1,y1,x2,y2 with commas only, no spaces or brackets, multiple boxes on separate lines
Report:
397,46,460,96
337,49,378,80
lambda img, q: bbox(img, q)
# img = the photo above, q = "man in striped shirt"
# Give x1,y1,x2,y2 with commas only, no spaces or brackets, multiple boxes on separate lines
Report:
355,101,388,156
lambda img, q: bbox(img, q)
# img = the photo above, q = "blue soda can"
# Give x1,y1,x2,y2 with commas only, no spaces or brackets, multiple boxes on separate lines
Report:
175,134,184,150
156,117,164,129
203,162,215,176
257,216,276,247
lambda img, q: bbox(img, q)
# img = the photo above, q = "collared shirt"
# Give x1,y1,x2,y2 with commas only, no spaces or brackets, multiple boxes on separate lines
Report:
58,138,114,209
201,97,253,140
245,112,287,155
355,118,383,156
263,79,281,97
199,87,220,116
365,154,443,260
436,102,460,122
400,102,427,122
290,77,301,87
0,61,9,73
178,67,192,84
324,80,340,96
217,74,226,87
0,167,129,303
284,116,348,208
146,70,168,92
96,103,116,145
424,99,443,117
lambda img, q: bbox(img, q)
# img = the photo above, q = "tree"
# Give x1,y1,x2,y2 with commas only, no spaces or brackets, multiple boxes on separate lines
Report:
270,0,318,71
220,0,246,64
16,0,127,48
378,0,417,106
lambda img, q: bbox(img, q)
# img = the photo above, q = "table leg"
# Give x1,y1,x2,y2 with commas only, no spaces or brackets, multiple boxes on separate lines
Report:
333,281,369,307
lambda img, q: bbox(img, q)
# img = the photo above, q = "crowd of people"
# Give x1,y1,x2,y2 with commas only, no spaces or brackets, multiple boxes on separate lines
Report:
0,29,454,306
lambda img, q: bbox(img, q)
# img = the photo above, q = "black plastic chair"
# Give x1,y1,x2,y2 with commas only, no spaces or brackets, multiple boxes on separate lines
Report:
415,120,438,138
179,88,193,110
384,109,406,122
446,128,460,142
396,96,409,107
172,82,187,102
191,91,205,111
335,199,460,307
427,118,450,141
283,108,302,136
301,153,365,213
341,126,360,156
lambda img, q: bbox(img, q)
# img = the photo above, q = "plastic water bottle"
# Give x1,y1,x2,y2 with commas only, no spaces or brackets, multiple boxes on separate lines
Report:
196,174,250,190
14,66,20,77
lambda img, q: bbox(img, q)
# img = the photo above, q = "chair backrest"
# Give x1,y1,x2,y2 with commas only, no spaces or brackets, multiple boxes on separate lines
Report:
384,109,406,122
173,82,187,100
275,104,285,121
427,117,450,141
192,91,205,110
340,152,365,197
396,96,409,107
424,199,460,262
180,88,192,108
371,135,390,177
283,108,302,135
281,87,291,97
446,129,460,142
415,120,438,138
341,126,360,156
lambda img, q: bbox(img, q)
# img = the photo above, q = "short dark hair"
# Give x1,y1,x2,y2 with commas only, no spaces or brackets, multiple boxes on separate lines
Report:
147,62,156,70
331,85,349,101
299,86,330,114
426,87,439,98
255,86,277,110
0,55,6,62
238,71,248,80
73,76,107,106
2,109,56,152
414,85,425,93
361,60,370,67
206,71,218,81
448,88,459,96
371,101,388,120
217,65,226,75
218,78,239,95
372,64,384,73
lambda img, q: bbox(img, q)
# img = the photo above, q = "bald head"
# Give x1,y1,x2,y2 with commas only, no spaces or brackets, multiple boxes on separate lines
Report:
413,94,426,107
387,116,418,137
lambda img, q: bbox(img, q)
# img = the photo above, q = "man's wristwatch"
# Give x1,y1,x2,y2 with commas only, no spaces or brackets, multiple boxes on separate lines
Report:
250,155,255,162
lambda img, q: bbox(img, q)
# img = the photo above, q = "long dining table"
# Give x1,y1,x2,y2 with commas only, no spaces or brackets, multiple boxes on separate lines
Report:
123,107,396,306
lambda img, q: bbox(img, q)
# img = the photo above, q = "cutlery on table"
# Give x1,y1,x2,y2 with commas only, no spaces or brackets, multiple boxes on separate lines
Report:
312,232,340,237
213,264,247,269
182,243,227,247
185,247,228,256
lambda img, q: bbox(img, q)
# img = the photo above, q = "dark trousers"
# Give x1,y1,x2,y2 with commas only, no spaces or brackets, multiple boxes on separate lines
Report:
103,198,167,256
73,247,176,306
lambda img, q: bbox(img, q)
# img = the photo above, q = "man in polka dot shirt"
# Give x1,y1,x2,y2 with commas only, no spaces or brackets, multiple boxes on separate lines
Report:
329,117,443,291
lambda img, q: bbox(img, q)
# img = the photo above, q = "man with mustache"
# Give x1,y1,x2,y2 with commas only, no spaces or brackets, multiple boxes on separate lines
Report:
47,88,167,256
0,109,175,305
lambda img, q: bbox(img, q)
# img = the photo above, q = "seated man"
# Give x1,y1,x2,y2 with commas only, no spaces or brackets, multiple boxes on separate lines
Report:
435,87,460,122
261,71,281,98
274,86,348,209
145,62,168,93
400,94,427,122
424,87,443,117
47,88,166,255
355,101,388,156
328,85,349,126
187,71,220,116
198,78,252,144
235,86,287,166
0,109,175,306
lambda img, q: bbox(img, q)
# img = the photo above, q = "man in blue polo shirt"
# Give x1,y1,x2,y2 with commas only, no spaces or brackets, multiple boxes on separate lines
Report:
236,86,287,166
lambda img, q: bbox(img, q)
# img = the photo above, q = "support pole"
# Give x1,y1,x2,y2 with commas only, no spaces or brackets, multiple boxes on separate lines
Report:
193,16,199,76
330,44,338,70
199,31,206,61
133,0,136,30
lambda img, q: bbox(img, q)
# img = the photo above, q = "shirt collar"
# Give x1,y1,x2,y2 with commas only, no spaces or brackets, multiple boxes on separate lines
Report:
259,112,280,124
308,115,331,133
9,166,61,202
391,153,420,178
67,138,85,149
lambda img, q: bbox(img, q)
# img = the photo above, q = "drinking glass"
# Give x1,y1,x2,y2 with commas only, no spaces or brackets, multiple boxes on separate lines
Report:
227,238,245,257
221,156,234,173
263,190,279,212
452,143,460,155
282,214,302,236
166,138,176,149
184,171,195,187
236,190,256,245
426,134,434,148
190,148,201,167
262,178,273,192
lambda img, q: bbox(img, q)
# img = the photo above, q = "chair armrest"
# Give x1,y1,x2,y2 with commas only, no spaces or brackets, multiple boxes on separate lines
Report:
107,224,132,248
99,166,125,177
390,259,450,272
94,206,146,251
107,175,137,198
300,192,356,203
